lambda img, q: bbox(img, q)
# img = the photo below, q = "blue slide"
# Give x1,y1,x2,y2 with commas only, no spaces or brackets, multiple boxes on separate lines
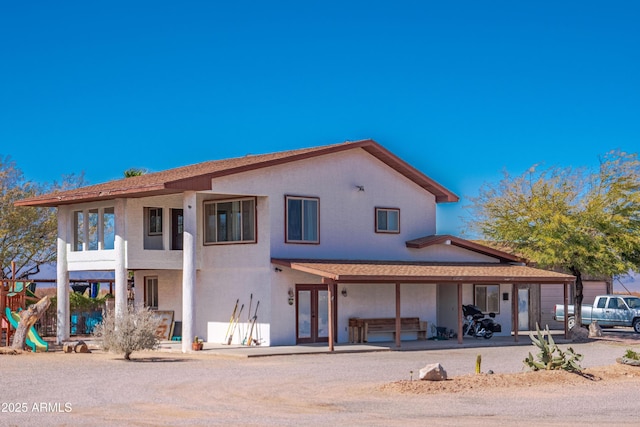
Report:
4,307,49,352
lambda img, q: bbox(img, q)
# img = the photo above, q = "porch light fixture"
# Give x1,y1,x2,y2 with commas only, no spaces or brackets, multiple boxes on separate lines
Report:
288,288,294,305
274,267,282,272
341,287,347,297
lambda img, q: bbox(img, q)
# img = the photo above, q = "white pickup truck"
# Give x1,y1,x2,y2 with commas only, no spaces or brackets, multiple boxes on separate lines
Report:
554,294,640,332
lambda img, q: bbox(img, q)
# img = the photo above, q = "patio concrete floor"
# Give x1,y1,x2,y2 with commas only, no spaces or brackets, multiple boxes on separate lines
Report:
153,332,560,358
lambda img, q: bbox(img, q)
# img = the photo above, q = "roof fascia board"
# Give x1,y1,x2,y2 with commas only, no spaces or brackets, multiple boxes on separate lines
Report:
14,184,173,207
359,142,459,203
405,234,524,263
271,259,576,284
163,142,373,190
334,276,575,284
271,258,339,280
16,139,459,207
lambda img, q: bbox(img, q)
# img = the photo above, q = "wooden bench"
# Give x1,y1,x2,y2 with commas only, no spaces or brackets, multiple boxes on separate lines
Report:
349,317,427,343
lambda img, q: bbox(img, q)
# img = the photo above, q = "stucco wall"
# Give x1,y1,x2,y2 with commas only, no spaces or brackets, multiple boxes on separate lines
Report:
59,147,504,346
127,195,186,270
209,149,439,260
133,269,183,319
336,282,438,343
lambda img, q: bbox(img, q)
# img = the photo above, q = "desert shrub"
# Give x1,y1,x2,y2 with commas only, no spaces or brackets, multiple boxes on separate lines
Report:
624,349,640,360
523,324,583,372
93,305,160,360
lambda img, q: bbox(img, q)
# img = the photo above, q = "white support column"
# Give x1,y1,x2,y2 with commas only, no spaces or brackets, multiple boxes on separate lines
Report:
56,206,70,344
114,198,127,318
182,191,197,353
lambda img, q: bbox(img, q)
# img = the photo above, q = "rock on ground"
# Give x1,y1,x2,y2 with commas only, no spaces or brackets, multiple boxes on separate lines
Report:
420,362,448,381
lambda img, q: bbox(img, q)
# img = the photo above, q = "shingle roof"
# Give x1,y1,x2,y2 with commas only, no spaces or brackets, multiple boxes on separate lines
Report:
16,139,458,207
405,234,526,263
271,259,576,284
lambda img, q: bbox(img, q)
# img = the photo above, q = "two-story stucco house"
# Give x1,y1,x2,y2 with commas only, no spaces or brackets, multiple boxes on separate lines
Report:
17,139,574,351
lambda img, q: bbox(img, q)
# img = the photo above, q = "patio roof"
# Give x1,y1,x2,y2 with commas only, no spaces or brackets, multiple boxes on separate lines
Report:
270,259,576,284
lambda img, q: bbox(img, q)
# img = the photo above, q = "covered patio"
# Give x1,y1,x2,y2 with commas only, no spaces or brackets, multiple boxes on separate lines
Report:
272,259,576,351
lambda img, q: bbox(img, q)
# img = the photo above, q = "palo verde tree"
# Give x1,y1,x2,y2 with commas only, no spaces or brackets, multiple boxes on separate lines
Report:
0,155,84,279
467,150,640,327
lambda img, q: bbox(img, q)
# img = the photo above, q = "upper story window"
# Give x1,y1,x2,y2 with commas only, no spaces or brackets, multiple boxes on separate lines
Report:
286,196,319,244
74,211,84,251
72,207,115,252
204,197,256,244
375,207,400,234
148,207,163,236
474,284,500,314
103,207,115,250
144,207,165,250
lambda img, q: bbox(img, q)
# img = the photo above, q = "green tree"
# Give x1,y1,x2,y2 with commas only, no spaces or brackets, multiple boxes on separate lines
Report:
468,151,640,326
0,155,84,279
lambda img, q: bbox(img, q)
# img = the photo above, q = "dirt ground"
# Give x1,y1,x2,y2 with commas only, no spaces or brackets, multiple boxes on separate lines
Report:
2,334,640,426
380,363,640,394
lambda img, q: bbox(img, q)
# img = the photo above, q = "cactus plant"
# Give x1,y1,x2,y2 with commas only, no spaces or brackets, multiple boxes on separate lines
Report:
523,324,583,372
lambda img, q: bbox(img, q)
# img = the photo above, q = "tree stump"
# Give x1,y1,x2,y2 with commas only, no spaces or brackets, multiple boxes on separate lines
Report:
11,296,51,351
75,341,90,353
62,340,91,353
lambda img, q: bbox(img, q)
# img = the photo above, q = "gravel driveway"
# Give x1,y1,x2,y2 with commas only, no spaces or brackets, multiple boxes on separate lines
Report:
2,334,639,426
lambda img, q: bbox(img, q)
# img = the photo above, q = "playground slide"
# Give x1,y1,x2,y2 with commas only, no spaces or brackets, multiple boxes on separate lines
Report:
4,307,48,352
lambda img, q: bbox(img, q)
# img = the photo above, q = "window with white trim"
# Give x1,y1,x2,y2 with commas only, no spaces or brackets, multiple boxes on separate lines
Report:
474,284,500,313
375,207,400,233
72,207,115,252
286,196,319,243
88,209,99,250
73,211,84,252
103,207,115,250
204,198,256,244
144,276,158,309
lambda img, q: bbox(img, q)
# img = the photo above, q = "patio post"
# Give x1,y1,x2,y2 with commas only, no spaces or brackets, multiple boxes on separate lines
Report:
512,283,518,342
457,283,463,344
564,281,570,339
324,278,336,352
395,283,401,348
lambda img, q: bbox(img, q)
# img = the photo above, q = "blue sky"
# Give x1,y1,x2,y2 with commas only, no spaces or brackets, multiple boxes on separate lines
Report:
1,1,639,236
